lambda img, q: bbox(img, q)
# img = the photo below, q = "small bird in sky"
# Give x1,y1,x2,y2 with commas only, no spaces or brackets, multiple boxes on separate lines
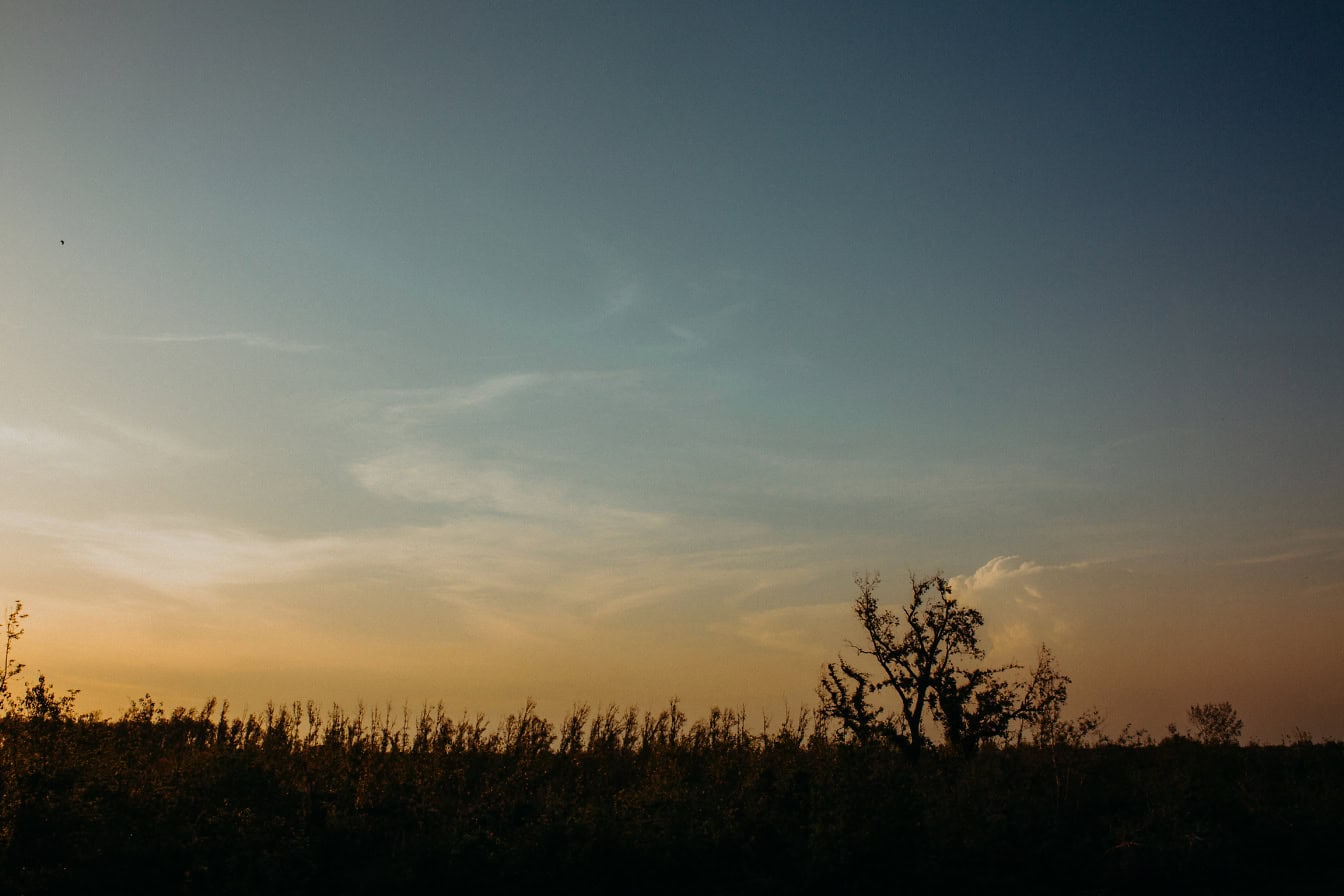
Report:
60,240,64,245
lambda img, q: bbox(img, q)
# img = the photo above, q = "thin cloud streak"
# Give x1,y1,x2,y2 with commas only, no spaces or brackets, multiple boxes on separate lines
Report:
656,301,751,355
0,422,105,475
350,449,564,517
665,324,709,353
727,603,849,655
0,413,221,479
0,511,348,592
1220,530,1344,567
350,446,675,533
379,373,552,424
602,282,640,318
100,332,325,353
0,502,832,624
732,447,1089,506
76,409,223,463
352,370,642,438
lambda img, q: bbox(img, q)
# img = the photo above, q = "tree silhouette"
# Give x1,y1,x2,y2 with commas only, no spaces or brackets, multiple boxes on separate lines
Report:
1186,701,1243,745
819,572,1069,755
0,601,26,714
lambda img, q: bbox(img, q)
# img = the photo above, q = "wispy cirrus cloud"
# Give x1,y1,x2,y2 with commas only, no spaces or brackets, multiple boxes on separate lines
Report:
349,446,674,538
665,324,709,353
0,511,348,592
1219,529,1344,567
726,447,1083,508
99,332,324,353
76,409,223,463
350,448,564,516
0,422,105,475
379,372,552,424
364,369,640,429
602,282,640,318
0,504,821,623
658,300,751,355
720,602,845,655
0,412,221,478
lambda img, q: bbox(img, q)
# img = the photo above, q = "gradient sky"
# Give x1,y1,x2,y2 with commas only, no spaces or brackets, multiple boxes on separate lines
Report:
3,1,1342,741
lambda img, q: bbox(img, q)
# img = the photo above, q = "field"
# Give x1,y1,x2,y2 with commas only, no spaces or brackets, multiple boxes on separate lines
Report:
1,692,1340,893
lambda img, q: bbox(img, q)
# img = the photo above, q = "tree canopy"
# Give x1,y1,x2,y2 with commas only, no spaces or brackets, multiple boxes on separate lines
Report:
819,572,1070,754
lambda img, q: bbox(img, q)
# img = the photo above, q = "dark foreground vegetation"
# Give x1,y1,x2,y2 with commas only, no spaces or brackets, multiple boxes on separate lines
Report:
2,590,1340,893
3,692,1342,893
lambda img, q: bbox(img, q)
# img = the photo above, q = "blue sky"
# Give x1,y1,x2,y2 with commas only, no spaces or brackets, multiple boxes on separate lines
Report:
2,1,1342,739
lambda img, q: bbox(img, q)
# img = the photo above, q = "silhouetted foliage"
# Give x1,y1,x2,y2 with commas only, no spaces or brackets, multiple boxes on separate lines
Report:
1185,701,1244,745
1014,642,1073,746
0,603,1340,891
818,572,1072,755
0,690,1340,892
0,601,26,714
16,674,80,723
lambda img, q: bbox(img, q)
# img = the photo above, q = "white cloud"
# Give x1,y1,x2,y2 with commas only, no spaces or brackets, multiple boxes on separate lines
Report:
936,554,1113,664
952,555,1045,593
951,555,1100,597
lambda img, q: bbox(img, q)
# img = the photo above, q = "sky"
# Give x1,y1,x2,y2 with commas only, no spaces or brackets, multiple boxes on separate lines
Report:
2,1,1342,742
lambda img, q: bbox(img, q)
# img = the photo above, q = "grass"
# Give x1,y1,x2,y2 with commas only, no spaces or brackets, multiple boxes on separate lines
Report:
1,686,1341,893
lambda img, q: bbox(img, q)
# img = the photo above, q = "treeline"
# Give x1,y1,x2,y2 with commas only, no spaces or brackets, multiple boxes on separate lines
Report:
1,688,1341,893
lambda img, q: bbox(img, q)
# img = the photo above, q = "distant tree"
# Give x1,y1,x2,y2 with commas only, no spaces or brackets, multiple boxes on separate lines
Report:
19,674,80,722
1,600,26,713
1186,701,1243,745
1013,644,1073,746
819,572,1069,755
0,602,80,722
